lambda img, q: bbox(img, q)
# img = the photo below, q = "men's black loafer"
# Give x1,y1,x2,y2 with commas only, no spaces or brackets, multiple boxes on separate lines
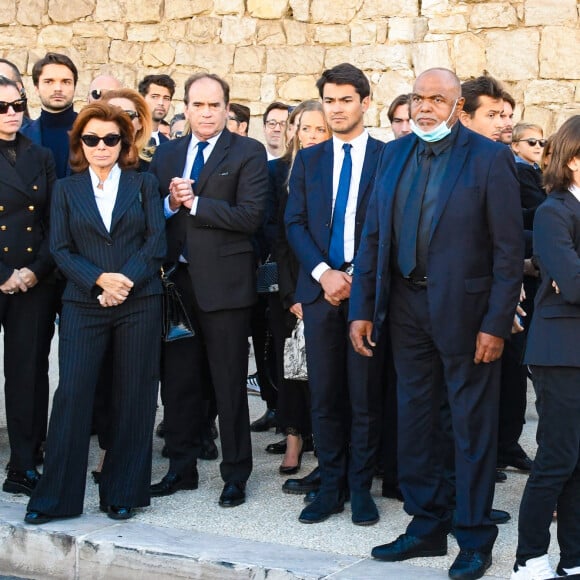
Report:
351,490,379,526
150,468,199,497
299,492,344,524
250,409,276,432
497,454,533,472
24,511,52,525
219,481,246,507
282,466,321,494
448,549,491,580
3,469,41,496
371,533,447,561
100,503,134,520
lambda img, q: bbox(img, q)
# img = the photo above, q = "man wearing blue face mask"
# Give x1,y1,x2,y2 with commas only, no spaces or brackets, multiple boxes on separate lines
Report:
349,68,523,580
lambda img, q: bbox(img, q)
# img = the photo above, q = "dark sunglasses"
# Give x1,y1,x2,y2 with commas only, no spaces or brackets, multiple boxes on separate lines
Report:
80,133,122,147
0,98,27,114
123,110,139,120
90,89,102,101
515,138,546,147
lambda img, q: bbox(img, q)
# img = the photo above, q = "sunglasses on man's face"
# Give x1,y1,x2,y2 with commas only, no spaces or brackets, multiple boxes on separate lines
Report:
90,89,102,101
515,138,547,147
80,133,122,147
0,98,27,114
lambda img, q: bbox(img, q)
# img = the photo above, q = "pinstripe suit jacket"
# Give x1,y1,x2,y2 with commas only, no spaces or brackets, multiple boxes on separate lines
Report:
50,168,166,303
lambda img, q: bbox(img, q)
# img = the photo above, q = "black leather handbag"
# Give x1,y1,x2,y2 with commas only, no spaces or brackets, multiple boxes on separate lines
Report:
161,266,195,342
256,257,279,294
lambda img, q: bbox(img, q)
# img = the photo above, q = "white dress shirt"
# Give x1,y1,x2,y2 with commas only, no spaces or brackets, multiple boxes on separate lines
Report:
569,184,580,203
311,130,369,282
89,163,121,232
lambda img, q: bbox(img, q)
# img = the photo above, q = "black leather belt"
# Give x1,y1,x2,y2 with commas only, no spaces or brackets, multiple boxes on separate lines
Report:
403,276,427,288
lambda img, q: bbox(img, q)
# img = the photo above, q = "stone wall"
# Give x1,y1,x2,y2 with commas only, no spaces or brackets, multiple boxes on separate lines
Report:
0,0,579,140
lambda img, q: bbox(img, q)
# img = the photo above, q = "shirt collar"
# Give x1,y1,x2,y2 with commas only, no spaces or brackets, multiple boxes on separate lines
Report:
332,129,368,154
569,184,580,203
189,131,222,151
88,163,121,188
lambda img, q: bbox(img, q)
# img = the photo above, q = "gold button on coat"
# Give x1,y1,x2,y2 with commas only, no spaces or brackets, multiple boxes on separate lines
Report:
28,205,34,211
26,226,32,232
26,247,33,253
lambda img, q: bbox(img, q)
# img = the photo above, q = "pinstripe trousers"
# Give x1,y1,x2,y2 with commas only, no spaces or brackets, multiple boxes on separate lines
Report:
28,294,162,516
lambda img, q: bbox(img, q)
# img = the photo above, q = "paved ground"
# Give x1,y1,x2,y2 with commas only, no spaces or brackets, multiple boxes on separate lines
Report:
0,337,562,578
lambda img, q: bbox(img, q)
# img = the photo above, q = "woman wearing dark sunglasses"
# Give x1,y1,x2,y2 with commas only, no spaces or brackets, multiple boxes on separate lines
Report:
25,102,166,525
0,77,57,499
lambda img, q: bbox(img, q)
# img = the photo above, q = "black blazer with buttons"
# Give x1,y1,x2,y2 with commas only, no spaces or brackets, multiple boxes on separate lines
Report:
0,134,56,285
50,169,166,303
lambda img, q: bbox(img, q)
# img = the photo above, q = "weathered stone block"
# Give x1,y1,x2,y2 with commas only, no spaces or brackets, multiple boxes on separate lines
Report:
359,0,418,18
127,24,159,42
163,20,188,41
283,20,310,46
214,0,245,16
470,3,517,29
411,41,452,73
94,0,124,22
315,25,350,45
539,27,580,80
234,47,266,73
231,73,262,101
372,69,415,104
17,0,43,25
267,47,324,74
0,0,16,25
524,80,576,106
350,22,377,45
248,0,289,19
278,75,319,101
486,29,539,81
187,17,221,44
38,25,73,47
109,40,143,64
454,33,486,80
289,0,309,22
388,17,428,43
175,44,235,76
311,0,359,24
220,16,257,46
142,42,175,67
525,0,577,26
165,0,213,19
261,74,277,103
257,21,286,45
124,0,161,22
325,45,411,71
72,38,110,64
48,0,94,23
428,15,467,34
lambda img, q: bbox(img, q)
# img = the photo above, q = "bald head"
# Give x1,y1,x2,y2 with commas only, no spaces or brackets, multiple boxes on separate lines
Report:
415,68,461,99
88,74,122,103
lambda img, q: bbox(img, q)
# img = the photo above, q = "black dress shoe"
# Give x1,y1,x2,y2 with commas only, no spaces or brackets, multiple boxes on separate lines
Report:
282,466,321,494
250,409,276,432
351,490,379,526
381,484,404,501
92,470,102,485
448,549,491,580
299,491,344,524
371,533,447,561
490,508,510,524
3,469,41,496
495,470,507,482
279,451,303,475
219,481,246,507
200,437,219,461
155,420,165,438
497,454,533,472
24,511,52,525
150,468,199,497
100,503,134,521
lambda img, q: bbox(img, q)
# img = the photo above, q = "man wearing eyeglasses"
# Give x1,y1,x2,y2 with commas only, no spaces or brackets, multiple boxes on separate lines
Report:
228,103,250,137
263,101,290,160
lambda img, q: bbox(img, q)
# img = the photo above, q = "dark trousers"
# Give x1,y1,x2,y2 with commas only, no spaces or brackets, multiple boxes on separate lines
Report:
28,295,162,516
251,295,277,409
389,278,499,552
516,366,580,568
161,265,216,474
267,293,311,436
303,295,381,494
1,281,55,471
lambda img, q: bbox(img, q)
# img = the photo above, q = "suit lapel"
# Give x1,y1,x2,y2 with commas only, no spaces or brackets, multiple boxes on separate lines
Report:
74,172,112,240
110,171,140,233
195,130,230,194
321,139,334,222
0,139,39,198
429,124,470,241
356,137,380,212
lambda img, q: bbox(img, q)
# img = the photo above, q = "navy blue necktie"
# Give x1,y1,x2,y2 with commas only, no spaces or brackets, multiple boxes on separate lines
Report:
329,143,352,269
190,141,208,192
397,145,434,277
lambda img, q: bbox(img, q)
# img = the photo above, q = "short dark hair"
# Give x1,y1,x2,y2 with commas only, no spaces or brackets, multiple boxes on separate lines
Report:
183,73,230,106
229,103,251,130
69,102,138,172
543,115,580,193
387,94,410,123
316,63,370,101
461,73,504,118
502,90,516,111
138,74,176,99
0,58,23,86
262,101,289,125
32,52,78,87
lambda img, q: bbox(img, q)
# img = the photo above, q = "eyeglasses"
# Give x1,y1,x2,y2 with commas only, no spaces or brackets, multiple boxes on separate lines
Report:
515,138,546,147
123,110,139,120
80,133,122,147
90,89,102,101
170,131,183,139
265,120,287,129
0,98,27,114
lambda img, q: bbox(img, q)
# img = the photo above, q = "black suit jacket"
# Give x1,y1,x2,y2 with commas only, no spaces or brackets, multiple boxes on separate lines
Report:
284,136,384,305
50,170,166,303
525,190,580,367
149,129,269,312
0,134,56,284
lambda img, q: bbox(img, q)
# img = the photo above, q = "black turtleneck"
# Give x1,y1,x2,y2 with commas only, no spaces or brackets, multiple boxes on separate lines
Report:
40,106,77,179
0,134,18,166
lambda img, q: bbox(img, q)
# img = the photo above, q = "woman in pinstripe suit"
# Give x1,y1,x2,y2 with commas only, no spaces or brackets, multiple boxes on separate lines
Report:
25,103,166,524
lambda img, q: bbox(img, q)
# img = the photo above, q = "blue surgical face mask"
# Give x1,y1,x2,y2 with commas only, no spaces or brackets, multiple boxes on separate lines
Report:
410,99,458,143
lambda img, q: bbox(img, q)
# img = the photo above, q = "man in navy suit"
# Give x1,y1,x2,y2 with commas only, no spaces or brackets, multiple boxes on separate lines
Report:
149,73,268,508
349,68,523,579
285,63,384,526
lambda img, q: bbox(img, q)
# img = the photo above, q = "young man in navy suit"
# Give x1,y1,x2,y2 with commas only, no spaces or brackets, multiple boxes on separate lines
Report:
350,68,523,580
285,63,384,526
